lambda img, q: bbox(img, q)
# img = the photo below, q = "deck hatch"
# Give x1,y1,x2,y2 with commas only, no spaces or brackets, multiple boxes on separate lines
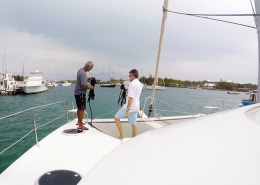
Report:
36,169,81,185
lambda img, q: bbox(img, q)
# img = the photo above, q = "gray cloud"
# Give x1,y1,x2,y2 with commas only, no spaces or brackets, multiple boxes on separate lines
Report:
0,0,257,83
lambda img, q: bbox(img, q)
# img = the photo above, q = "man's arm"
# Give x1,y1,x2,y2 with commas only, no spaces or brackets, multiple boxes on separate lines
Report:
82,77,94,90
127,97,133,110
126,97,133,117
82,84,93,90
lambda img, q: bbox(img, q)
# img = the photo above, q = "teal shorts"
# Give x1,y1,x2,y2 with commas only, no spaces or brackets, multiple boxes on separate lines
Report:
115,108,138,124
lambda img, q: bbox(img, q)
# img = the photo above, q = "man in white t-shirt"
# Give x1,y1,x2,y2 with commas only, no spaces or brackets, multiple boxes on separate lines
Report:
114,69,143,139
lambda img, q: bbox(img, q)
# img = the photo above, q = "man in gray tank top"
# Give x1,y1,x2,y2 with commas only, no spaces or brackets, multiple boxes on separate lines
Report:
74,61,94,130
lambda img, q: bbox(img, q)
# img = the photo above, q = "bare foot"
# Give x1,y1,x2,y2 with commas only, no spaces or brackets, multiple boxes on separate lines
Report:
76,122,85,125
77,126,89,130
118,136,124,140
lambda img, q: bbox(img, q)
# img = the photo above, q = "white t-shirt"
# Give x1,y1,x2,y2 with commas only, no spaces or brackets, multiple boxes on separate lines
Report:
123,78,143,112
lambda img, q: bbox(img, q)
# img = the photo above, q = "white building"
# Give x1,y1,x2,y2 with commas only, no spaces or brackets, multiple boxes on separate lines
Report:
203,83,215,90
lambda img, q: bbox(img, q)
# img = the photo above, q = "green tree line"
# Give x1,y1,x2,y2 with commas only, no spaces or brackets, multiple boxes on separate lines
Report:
14,75,257,92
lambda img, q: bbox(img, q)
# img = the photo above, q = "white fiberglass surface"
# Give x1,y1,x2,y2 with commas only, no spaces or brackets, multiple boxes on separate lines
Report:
79,105,260,185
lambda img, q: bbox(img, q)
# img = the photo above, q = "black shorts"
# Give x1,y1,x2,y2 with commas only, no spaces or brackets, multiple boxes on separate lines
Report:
75,93,86,110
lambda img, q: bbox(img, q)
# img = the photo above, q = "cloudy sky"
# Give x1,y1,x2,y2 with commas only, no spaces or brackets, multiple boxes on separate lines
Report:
0,0,258,83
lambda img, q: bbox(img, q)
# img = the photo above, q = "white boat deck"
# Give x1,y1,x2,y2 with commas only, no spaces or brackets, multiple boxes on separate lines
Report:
78,104,260,185
2,103,260,184
0,111,202,185
0,119,123,185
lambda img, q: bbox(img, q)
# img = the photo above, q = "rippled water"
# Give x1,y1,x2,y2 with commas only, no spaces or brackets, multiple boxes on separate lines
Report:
0,85,245,173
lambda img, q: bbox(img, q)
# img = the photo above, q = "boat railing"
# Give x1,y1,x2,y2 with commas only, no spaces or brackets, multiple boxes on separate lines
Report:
204,98,240,114
0,100,75,156
142,97,240,116
141,96,199,117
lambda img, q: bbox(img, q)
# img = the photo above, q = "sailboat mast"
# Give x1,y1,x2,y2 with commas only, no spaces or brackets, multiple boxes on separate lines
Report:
3,49,7,74
255,0,260,103
109,64,111,81
22,61,24,81
150,0,168,105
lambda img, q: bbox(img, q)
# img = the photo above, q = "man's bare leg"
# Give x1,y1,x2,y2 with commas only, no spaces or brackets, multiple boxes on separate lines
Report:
77,109,84,128
114,117,124,139
132,124,137,137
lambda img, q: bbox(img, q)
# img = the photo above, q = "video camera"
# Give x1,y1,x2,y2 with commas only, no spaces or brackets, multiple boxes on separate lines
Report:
90,77,96,87
88,77,96,102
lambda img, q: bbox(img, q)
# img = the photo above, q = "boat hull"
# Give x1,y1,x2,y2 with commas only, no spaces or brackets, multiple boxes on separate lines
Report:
21,70,48,94
46,82,58,87
100,84,116,87
241,99,256,106
60,83,71,86
21,85,47,94
145,85,165,90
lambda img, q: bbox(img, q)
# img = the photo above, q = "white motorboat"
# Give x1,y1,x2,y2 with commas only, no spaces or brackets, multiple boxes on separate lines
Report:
60,80,71,86
20,70,47,94
1,0,260,184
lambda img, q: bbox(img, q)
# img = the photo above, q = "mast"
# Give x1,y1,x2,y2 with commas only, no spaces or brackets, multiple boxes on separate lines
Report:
255,0,260,103
2,49,7,74
148,0,168,116
109,64,110,81
22,61,24,81
4,49,7,73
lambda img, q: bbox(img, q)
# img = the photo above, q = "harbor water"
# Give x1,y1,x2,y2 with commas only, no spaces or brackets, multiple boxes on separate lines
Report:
0,85,245,173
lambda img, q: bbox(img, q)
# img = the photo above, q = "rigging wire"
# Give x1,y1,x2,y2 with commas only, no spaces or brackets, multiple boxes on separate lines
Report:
250,0,257,26
164,8,256,29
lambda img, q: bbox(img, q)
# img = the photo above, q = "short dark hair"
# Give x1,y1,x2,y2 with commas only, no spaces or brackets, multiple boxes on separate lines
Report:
129,69,139,78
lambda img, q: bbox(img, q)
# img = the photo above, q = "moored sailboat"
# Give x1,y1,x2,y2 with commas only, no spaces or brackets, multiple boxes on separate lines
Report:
100,65,116,87
60,80,71,86
46,81,58,87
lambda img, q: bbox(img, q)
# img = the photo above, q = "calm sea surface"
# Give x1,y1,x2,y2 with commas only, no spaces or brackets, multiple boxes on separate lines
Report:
0,85,245,173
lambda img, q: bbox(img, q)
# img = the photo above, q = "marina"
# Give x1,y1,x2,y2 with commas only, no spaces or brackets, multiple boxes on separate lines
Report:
0,70,48,95
0,0,259,184
0,84,244,173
